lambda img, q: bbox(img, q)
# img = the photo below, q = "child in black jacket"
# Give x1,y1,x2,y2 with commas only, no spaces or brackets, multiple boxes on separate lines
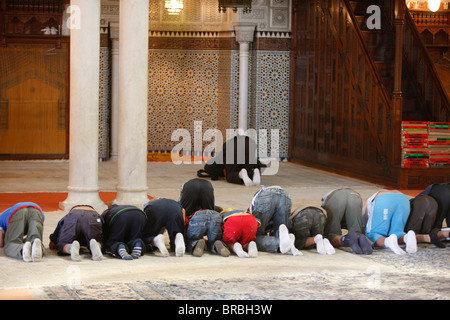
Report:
143,198,185,257
101,204,147,260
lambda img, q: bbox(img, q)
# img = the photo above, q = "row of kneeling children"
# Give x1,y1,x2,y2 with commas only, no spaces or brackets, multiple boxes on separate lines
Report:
0,179,449,262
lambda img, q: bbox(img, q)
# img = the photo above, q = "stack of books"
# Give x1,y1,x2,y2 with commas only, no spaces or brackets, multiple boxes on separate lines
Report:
428,122,450,167
401,121,429,167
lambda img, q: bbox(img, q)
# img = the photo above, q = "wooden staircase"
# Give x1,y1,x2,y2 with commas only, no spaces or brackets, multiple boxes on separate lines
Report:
349,0,439,121
291,0,450,189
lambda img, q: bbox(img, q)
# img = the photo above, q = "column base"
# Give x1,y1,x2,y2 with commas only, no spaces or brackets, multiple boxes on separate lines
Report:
113,190,150,210
60,191,107,213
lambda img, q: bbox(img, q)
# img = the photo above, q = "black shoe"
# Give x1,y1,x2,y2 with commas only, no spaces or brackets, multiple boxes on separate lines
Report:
430,228,446,248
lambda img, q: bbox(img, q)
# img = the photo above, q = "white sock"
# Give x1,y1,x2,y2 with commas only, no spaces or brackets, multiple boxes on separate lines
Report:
22,241,32,262
279,224,292,254
233,242,249,258
70,240,81,262
384,234,405,255
404,230,417,254
323,238,336,255
252,169,261,186
239,169,253,187
90,239,103,261
289,234,303,256
175,233,185,257
247,241,258,258
314,234,327,254
31,238,42,262
153,234,169,257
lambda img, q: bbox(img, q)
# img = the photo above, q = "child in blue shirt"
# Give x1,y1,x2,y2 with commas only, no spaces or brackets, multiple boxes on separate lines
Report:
365,190,416,255
0,202,45,262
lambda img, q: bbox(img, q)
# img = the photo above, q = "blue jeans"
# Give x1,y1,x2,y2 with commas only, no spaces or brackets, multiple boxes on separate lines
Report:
251,187,292,253
365,193,410,243
186,210,223,254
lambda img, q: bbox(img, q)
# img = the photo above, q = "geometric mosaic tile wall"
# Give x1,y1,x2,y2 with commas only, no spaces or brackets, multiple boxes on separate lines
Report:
230,50,290,159
147,48,290,159
98,0,292,161
147,49,220,154
256,51,290,159
97,47,290,160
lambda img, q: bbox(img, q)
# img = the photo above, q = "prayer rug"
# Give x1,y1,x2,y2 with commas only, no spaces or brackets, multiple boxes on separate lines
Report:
147,151,212,163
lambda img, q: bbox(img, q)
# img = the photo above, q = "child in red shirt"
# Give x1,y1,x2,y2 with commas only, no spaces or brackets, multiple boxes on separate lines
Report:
220,208,260,258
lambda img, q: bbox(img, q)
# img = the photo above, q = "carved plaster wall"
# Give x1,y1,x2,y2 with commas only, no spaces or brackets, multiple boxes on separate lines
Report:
100,0,290,33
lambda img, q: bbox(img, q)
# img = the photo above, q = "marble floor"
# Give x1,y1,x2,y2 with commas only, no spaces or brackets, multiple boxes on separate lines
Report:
0,159,383,208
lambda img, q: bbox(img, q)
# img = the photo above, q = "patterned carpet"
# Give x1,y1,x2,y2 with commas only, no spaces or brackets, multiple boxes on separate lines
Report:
33,244,450,300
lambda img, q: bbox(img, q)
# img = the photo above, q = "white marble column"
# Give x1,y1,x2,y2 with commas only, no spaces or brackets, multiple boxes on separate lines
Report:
235,24,256,133
109,24,119,161
60,0,106,212
113,0,149,208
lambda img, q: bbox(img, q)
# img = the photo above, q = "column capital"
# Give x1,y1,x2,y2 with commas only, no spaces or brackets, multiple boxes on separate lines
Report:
233,23,257,43
110,21,119,40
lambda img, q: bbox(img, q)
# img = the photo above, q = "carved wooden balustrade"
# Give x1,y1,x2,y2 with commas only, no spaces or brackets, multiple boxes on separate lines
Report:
0,0,68,47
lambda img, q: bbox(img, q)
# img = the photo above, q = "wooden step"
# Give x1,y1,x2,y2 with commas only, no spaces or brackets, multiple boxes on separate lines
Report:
355,15,369,30
402,98,426,119
349,0,372,16
361,30,394,46
381,77,394,93
355,12,390,31
367,45,395,62
373,61,395,78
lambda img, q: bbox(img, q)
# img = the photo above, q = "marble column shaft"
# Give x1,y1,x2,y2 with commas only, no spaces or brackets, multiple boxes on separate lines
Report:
234,24,256,133
113,0,150,208
109,36,119,161
60,0,106,212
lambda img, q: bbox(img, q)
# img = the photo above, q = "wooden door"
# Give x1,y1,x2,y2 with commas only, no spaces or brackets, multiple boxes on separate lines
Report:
0,43,68,158
0,78,65,154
